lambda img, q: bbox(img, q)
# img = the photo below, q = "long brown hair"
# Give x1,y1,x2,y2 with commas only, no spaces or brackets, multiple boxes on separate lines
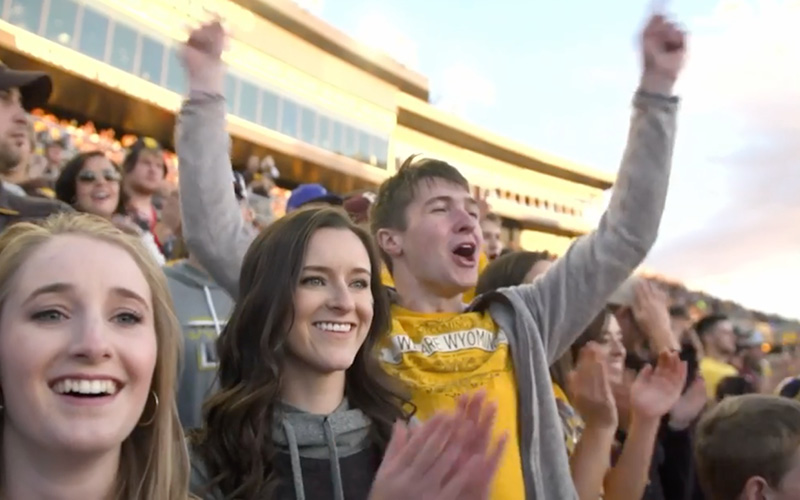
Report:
192,207,412,499
0,213,189,498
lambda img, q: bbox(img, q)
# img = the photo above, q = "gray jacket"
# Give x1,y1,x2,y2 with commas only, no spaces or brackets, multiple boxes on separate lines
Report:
164,260,234,430
176,90,678,499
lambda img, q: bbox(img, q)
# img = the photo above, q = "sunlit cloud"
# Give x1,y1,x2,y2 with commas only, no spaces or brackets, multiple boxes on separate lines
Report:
644,0,800,318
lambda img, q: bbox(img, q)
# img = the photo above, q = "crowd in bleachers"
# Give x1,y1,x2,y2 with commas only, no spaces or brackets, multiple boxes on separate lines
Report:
0,12,799,500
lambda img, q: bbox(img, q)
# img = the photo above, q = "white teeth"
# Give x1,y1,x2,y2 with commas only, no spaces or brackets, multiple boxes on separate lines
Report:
91,192,109,200
52,378,118,396
314,322,353,333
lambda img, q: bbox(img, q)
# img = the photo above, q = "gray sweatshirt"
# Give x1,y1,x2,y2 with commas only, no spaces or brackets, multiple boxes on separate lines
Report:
164,260,234,430
190,399,380,500
176,90,678,498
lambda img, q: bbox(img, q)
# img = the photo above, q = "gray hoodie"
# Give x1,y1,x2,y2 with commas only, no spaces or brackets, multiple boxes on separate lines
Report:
190,399,380,500
164,260,234,430
177,89,678,498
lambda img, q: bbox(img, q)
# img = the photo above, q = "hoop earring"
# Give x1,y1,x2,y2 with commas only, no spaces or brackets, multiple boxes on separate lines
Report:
138,391,159,427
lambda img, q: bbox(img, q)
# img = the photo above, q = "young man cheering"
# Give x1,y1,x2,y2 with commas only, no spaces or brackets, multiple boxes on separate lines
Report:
177,14,687,499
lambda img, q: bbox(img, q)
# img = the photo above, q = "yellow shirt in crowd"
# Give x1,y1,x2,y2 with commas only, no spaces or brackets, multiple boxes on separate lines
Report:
700,357,739,399
380,306,524,499
552,383,585,457
380,252,489,303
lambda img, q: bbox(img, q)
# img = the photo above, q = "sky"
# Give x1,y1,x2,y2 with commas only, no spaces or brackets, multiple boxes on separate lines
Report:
292,0,800,319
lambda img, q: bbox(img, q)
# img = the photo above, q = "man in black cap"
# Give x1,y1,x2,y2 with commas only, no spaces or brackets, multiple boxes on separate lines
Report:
0,61,70,231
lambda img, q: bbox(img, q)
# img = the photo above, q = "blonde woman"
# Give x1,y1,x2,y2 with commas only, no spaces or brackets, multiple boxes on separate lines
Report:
0,214,189,498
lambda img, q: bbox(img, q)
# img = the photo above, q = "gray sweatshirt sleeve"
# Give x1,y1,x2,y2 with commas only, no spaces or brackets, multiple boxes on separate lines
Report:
509,90,678,363
176,95,256,299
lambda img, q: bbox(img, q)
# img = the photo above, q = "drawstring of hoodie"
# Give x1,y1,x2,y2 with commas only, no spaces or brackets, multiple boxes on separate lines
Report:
202,286,222,335
282,420,306,500
324,418,345,500
281,418,346,500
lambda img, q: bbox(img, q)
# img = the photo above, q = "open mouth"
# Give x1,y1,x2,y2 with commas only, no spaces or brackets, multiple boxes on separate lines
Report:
312,321,356,334
452,242,478,267
50,378,121,398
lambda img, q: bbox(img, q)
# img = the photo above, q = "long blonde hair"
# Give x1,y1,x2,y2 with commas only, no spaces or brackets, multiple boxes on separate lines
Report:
0,213,189,499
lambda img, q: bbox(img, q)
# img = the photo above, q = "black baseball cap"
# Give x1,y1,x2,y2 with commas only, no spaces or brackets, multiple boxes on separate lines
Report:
0,61,52,110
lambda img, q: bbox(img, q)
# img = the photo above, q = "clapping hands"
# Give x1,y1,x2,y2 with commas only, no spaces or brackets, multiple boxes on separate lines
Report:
630,351,688,421
570,342,618,430
370,391,508,500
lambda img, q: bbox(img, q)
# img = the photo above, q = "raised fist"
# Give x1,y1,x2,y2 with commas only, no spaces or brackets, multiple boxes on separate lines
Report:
181,20,227,94
640,15,687,94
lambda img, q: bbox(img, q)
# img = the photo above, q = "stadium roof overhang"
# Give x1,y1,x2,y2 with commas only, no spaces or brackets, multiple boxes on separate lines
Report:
0,41,386,195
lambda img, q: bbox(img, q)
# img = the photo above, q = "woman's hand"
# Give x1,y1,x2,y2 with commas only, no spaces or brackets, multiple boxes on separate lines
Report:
570,342,618,430
630,351,687,421
370,392,508,500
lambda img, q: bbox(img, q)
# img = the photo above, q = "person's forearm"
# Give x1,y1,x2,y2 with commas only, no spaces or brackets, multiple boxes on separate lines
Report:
569,423,616,500
646,325,681,354
639,72,676,96
604,416,660,500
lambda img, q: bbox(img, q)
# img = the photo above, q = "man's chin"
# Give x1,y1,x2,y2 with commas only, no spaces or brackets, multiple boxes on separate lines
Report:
0,146,22,173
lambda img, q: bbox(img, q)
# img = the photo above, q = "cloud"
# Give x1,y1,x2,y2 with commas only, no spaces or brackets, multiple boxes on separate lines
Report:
432,63,497,116
644,0,800,318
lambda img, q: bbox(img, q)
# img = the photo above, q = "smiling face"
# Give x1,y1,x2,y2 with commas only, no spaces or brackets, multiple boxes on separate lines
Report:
74,155,121,218
283,227,374,375
601,315,626,384
384,178,482,298
0,234,157,456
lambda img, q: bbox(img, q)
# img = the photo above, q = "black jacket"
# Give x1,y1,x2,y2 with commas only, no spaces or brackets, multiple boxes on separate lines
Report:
0,185,72,232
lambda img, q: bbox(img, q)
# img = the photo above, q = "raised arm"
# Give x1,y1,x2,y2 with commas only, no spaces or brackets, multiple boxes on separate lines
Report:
176,21,255,299
510,15,687,362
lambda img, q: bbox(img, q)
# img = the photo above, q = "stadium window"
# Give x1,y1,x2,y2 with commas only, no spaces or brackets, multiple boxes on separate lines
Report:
372,137,388,169
280,99,299,137
331,121,343,155
358,131,370,162
259,89,279,131
224,73,238,114
300,106,316,145
7,0,44,33
109,22,137,73
239,80,258,123
138,35,164,85
77,6,109,61
317,115,331,150
344,126,358,158
44,0,78,47
164,47,185,94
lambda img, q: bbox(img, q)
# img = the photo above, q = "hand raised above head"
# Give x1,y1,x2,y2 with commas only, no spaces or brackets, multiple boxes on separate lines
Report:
370,391,508,500
640,14,688,94
181,20,228,94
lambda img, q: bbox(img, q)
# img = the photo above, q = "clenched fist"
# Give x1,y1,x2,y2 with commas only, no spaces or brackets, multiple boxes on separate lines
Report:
640,15,687,95
181,20,227,95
